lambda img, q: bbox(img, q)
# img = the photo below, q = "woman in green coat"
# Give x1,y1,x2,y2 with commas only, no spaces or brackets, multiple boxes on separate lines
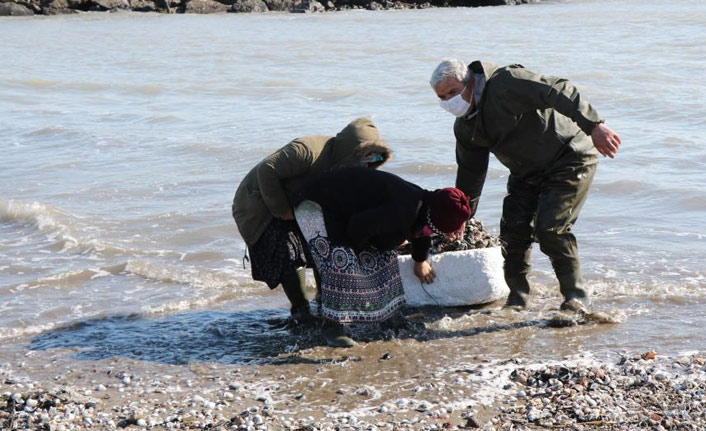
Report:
232,118,391,324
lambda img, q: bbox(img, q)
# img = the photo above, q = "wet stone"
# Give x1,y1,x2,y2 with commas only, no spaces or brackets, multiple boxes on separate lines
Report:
397,218,500,255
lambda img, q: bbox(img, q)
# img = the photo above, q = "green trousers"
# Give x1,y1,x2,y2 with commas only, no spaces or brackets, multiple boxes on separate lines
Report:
500,160,597,305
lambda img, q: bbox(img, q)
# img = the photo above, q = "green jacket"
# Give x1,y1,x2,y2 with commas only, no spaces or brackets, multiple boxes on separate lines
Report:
232,118,391,246
454,61,603,214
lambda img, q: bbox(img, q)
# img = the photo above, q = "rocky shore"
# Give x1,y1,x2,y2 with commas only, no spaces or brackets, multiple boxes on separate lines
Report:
0,0,534,17
2,349,704,430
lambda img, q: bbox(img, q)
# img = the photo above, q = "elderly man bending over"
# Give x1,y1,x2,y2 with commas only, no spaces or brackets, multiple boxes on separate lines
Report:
429,58,621,311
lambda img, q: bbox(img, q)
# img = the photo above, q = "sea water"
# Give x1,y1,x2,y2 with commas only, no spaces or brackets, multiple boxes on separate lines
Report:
1,0,705,366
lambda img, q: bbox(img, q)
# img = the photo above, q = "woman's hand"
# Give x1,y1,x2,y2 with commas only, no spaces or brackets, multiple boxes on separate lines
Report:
414,260,436,284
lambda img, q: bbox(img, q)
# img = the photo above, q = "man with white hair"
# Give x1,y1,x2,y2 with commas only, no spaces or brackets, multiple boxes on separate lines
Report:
429,59,621,311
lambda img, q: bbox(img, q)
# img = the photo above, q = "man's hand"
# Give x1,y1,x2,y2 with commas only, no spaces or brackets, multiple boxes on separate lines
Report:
591,123,622,158
414,260,436,284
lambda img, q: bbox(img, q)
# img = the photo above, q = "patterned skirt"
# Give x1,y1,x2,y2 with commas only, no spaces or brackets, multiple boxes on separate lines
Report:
295,200,405,323
249,218,308,289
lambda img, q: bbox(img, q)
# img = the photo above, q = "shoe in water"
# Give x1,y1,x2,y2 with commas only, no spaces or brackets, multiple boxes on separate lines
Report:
321,323,355,348
382,313,423,332
290,305,319,326
560,298,591,314
503,292,528,310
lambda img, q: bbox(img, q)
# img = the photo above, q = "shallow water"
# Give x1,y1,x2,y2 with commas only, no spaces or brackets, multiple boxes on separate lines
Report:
1,0,706,372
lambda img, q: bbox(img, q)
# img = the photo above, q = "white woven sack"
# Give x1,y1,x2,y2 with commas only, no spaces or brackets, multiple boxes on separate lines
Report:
398,247,509,307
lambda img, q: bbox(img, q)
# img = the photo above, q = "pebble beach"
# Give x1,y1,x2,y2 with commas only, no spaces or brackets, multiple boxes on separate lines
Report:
3,1,706,430
3,315,705,431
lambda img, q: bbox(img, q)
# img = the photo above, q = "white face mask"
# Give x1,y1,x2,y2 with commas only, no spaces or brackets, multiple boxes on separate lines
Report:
439,87,471,117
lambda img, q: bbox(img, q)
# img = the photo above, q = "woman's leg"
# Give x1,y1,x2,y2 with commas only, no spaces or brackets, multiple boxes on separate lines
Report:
294,200,355,347
281,267,312,322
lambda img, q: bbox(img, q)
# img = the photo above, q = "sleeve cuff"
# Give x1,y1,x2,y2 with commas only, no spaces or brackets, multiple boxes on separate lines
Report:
411,237,432,262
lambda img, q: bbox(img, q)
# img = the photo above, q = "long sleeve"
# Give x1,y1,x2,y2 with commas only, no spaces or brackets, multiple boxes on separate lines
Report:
410,236,432,263
496,65,604,135
454,120,489,216
257,141,314,219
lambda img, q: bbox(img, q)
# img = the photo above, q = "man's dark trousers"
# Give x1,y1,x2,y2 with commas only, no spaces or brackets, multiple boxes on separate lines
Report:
500,159,597,307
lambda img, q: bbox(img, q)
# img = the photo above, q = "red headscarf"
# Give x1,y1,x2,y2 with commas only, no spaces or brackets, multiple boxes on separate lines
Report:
428,188,471,233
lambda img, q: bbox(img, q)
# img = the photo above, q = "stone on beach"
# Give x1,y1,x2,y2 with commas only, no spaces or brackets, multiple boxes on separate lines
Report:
89,0,129,10
262,0,293,10
291,0,324,12
0,2,35,14
182,0,228,12
0,0,532,15
231,0,267,12
53,354,677,429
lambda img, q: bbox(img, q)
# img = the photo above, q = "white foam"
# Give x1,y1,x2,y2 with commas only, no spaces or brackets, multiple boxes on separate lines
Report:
0,322,58,341
124,259,239,290
0,200,74,239
140,297,215,315
89,269,112,279
9,267,122,291
0,199,116,256
449,354,608,408
589,279,706,300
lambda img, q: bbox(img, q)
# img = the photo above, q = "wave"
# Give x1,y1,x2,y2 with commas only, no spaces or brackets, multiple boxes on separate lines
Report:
138,290,242,316
0,282,256,342
7,256,249,290
0,294,229,341
124,259,243,290
674,193,706,212
9,264,128,292
145,114,183,124
0,200,82,250
0,200,203,259
0,322,61,341
588,279,706,301
25,126,83,138
503,272,706,304
0,269,257,343
0,200,127,256
300,88,357,102
7,78,165,96
7,78,58,88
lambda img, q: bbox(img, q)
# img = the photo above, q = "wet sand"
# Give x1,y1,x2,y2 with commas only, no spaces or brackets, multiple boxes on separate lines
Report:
2,307,705,430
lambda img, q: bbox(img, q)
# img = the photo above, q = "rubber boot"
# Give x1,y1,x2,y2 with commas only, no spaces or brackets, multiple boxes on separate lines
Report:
281,268,313,324
557,272,591,313
313,267,322,316
321,321,355,348
504,275,530,310
381,311,422,332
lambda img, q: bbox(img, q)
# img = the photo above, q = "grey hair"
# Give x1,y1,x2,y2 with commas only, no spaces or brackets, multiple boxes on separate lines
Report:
429,58,470,89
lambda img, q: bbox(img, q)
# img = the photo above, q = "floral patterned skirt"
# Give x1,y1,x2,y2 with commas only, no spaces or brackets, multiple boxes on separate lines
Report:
248,218,308,289
295,200,405,323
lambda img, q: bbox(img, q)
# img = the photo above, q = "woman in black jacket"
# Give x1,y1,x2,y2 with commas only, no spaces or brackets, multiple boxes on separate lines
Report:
294,167,471,347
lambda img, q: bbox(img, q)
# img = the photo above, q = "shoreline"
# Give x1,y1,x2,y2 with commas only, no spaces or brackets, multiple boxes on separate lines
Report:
2,326,705,430
0,0,536,17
